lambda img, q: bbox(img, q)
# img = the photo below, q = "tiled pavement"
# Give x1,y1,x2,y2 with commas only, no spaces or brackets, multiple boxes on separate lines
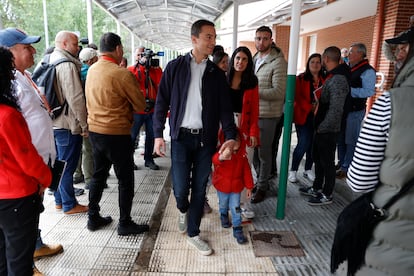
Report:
36,134,352,275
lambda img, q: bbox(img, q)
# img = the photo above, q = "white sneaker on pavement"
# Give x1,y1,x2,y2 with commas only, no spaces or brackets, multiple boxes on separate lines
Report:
303,170,315,182
187,235,213,255
288,171,297,183
241,208,255,219
178,212,187,234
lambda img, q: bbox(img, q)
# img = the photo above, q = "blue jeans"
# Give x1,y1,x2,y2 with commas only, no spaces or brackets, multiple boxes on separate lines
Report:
131,113,155,164
217,191,242,227
342,110,365,171
53,129,82,211
291,114,314,171
171,130,215,237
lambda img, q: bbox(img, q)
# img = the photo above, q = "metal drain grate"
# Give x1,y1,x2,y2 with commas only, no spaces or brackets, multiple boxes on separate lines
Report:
250,231,305,257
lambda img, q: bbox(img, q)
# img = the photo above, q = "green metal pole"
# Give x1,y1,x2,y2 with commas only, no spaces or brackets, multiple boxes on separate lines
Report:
276,75,296,219
276,0,301,220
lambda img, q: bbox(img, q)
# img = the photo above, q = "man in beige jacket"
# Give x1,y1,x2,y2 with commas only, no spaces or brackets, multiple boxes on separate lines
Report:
85,32,148,236
50,31,89,214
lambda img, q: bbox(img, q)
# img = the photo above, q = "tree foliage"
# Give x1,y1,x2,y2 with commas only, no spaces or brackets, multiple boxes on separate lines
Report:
0,0,136,66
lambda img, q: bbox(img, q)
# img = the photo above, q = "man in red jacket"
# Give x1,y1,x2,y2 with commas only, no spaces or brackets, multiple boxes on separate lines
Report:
128,46,162,170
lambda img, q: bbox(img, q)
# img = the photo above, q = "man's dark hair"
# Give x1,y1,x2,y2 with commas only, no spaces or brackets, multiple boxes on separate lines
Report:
191,19,214,37
323,46,341,63
99,32,122,52
256,26,272,36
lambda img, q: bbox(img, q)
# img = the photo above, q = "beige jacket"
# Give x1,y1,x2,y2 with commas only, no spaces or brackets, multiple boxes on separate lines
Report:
253,46,287,118
85,57,145,135
50,48,88,134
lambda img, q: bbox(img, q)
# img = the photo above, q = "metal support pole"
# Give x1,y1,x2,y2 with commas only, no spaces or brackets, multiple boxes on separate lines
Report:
86,0,93,43
276,0,301,220
42,0,49,48
232,0,239,53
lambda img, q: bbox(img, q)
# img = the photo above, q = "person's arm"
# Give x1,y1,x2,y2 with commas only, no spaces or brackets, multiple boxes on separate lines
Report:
2,111,52,189
351,68,376,98
248,85,260,147
347,92,391,193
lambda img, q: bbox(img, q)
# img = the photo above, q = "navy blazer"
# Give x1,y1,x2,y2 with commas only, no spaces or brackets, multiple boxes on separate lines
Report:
153,53,236,147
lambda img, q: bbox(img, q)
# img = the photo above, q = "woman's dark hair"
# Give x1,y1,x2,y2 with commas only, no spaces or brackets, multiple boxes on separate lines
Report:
303,53,325,81
100,32,122,52
212,50,228,66
0,46,19,110
227,46,258,90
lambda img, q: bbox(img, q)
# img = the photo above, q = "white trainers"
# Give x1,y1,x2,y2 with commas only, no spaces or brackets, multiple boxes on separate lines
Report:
288,171,298,183
303,170,315,182
241,208,255,219
187,235,213,256
178,212,187,234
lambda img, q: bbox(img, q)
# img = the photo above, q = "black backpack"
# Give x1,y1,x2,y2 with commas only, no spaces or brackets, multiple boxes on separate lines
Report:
32,54,71,119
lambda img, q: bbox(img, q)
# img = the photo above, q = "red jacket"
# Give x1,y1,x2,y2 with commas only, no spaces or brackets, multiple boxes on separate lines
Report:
293,73,325,125
237,85,260,146
212,138,254,194
0,105,51,199
127,64,162,114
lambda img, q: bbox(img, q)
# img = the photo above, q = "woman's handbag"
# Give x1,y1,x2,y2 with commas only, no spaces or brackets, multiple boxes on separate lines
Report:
330,177,414,275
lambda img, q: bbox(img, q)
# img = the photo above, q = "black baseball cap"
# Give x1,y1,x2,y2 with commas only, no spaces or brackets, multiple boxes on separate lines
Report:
385,27,414,44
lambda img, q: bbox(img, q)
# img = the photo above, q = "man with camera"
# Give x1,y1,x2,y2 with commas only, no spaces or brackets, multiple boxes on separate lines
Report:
128,46,163,170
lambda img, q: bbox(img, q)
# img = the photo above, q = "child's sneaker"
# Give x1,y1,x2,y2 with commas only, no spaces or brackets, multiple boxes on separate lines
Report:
220,213,231,228
233,226,247,244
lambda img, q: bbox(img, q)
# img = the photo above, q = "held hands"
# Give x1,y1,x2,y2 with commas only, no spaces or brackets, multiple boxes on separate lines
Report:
154,138,166,157
218,139,236,157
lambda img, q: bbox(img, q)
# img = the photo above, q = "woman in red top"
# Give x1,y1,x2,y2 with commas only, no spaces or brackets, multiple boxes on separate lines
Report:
0,46,52,276
227,46,259,219
289,53,325,183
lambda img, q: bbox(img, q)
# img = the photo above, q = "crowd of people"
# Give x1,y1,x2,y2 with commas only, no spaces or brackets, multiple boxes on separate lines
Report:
0,15,413,275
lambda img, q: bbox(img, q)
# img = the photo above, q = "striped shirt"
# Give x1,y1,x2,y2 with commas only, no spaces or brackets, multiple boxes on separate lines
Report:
346,92,391,193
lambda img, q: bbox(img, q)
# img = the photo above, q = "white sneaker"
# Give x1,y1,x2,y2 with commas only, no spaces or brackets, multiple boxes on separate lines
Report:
178,212,187,234
241,208,255,219
187,235,213,256
288,171,297,183
303,170,315,182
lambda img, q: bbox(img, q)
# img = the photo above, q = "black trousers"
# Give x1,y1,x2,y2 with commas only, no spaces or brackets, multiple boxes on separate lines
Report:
312,132,338,197
0,193,40,276
88,132,135,225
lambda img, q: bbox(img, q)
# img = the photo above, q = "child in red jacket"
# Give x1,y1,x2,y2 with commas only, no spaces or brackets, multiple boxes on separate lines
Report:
212,130,253,244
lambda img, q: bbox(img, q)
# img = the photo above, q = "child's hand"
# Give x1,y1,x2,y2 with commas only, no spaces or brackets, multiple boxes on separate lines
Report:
246,188,252,199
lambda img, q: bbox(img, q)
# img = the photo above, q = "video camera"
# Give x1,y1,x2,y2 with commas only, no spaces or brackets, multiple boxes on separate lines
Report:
142,48,164,68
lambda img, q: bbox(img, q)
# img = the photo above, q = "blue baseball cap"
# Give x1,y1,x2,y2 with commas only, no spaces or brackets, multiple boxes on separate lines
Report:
0,27,41,47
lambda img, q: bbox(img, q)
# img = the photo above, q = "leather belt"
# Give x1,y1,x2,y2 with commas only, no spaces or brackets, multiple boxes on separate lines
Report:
180,127,202,135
